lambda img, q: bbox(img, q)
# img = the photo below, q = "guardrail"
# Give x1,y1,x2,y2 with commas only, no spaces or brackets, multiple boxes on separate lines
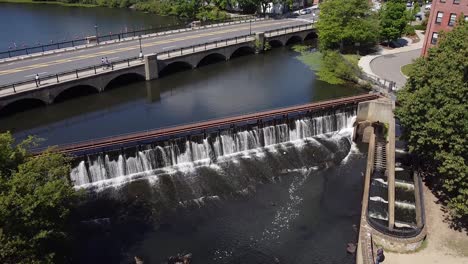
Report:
361,72,398,92
0,56,143,94
264,23,314,37
0,23,314,96
0,16,264,60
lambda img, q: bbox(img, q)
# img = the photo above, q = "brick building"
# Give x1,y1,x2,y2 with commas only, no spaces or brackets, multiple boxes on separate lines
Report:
421,0,468,55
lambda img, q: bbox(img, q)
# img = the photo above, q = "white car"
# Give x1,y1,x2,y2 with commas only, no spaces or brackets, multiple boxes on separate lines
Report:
425,3,431,10
299,9,311,15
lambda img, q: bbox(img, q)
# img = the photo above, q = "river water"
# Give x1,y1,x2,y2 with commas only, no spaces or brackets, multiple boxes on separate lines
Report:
0,5,367,264
0,47,363,146
0,3,180,51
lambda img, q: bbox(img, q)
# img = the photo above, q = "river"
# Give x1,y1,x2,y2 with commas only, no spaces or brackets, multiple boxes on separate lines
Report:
0,4,367,264
0,46,364,146
0,3,181,51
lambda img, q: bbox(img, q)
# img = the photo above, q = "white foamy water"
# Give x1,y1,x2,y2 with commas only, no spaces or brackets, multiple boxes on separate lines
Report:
70,109,357,190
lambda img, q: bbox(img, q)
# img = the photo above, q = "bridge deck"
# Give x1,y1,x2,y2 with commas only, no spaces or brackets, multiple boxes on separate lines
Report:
53,94,380,155
0,18,313,87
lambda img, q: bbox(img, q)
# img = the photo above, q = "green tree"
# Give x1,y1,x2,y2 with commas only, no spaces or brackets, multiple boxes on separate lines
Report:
0,132,79,264
396,21,468,221
316,0,379,51
379,0,409,43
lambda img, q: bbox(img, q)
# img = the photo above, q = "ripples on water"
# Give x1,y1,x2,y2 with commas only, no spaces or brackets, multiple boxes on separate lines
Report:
75,127,366,264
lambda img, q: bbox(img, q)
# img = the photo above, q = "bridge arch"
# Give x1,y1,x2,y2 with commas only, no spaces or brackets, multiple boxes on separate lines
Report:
54,84,100,103
0,98,47,116
268,39,284,48
196,53,227,68
159,61,194,77
229,46,255,59
304,31,318,41
104,72,145,91
285,35,303,45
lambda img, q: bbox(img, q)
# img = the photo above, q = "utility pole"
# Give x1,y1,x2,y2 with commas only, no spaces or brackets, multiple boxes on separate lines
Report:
94,25,99,44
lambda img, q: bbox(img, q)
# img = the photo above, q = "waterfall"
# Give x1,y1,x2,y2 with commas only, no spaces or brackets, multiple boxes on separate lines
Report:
70,108,356,187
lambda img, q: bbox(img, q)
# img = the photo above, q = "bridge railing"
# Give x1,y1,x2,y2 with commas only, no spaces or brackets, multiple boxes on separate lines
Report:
0,56,142,95
159,34,255,59
0,16,264,60
0,23,315,96
264,23,314,37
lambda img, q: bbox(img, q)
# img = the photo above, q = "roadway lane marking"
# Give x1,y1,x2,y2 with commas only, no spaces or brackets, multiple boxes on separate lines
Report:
0,20,306,76
24,72,47,77
162,46,176,50
108,57,119,60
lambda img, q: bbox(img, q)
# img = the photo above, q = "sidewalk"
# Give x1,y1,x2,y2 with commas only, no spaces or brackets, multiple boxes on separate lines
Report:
359,30,425,90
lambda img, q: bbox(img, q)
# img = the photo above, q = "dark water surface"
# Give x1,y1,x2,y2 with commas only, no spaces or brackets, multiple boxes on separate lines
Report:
75,133,367,264
0,48,363,146
0,3,180,51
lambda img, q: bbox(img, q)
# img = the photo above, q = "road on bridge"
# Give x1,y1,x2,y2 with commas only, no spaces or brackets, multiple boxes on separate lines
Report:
0,17,313,86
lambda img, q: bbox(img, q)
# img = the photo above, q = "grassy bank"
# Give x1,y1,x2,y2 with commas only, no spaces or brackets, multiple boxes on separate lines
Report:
293,45,362,85
401,63,414,77
0,0,97,7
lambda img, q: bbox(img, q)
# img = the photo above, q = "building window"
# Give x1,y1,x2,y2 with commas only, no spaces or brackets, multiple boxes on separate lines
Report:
431,32,438,45
453,0,459,4
448,13,457,26
436,12,444,24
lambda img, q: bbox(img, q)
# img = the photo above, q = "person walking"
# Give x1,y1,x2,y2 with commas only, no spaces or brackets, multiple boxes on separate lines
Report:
375,247,385,264
139,51,143,60
35,73,40,86
101,57,105,69
105,57,109,67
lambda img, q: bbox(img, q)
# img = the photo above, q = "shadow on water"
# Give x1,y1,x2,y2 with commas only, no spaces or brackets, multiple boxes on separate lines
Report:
0,98,47,117
54,85,100,103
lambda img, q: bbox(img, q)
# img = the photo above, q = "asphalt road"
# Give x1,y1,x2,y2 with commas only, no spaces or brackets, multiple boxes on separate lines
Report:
0,18,313,86
370,49,421,88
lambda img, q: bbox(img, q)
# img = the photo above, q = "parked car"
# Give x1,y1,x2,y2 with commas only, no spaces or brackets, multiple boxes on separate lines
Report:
406,1,413,7
425,3,431,10
415,12,423,20
299,8,311,15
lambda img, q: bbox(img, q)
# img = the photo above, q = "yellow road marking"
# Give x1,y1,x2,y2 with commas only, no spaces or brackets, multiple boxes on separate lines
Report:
0,20,301,76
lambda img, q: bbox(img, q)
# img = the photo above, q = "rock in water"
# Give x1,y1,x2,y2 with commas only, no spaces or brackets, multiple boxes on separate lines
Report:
347,243,357,254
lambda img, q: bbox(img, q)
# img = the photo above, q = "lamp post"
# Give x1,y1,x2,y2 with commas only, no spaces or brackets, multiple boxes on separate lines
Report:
94,25,99,44
250,19,252,35
138,35,142,53
138,35,143,59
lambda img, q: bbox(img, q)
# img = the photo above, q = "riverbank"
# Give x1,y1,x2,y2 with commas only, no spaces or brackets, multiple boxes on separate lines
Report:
0,0,96,8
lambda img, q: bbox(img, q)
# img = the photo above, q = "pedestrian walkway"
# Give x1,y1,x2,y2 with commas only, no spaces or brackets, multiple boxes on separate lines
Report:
359,30,425,90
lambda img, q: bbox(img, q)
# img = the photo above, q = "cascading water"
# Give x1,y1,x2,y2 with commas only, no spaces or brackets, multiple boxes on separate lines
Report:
70,108,356,188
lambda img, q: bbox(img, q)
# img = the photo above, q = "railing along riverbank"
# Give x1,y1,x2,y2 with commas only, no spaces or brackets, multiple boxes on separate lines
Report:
0,23,314,97
0,16,264,61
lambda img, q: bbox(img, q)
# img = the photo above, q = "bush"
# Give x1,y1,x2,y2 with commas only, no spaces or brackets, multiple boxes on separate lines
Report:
404,24,416,36
317,51,359,84
414,24,427,30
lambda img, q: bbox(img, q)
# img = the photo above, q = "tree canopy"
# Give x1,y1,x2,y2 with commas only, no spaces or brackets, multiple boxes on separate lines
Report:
316,0,379,51
379,0,409,43
396,20,468,221
0,132,79,264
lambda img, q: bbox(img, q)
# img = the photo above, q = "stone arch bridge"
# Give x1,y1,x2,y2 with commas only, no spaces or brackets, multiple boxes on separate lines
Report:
0,28,316,113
